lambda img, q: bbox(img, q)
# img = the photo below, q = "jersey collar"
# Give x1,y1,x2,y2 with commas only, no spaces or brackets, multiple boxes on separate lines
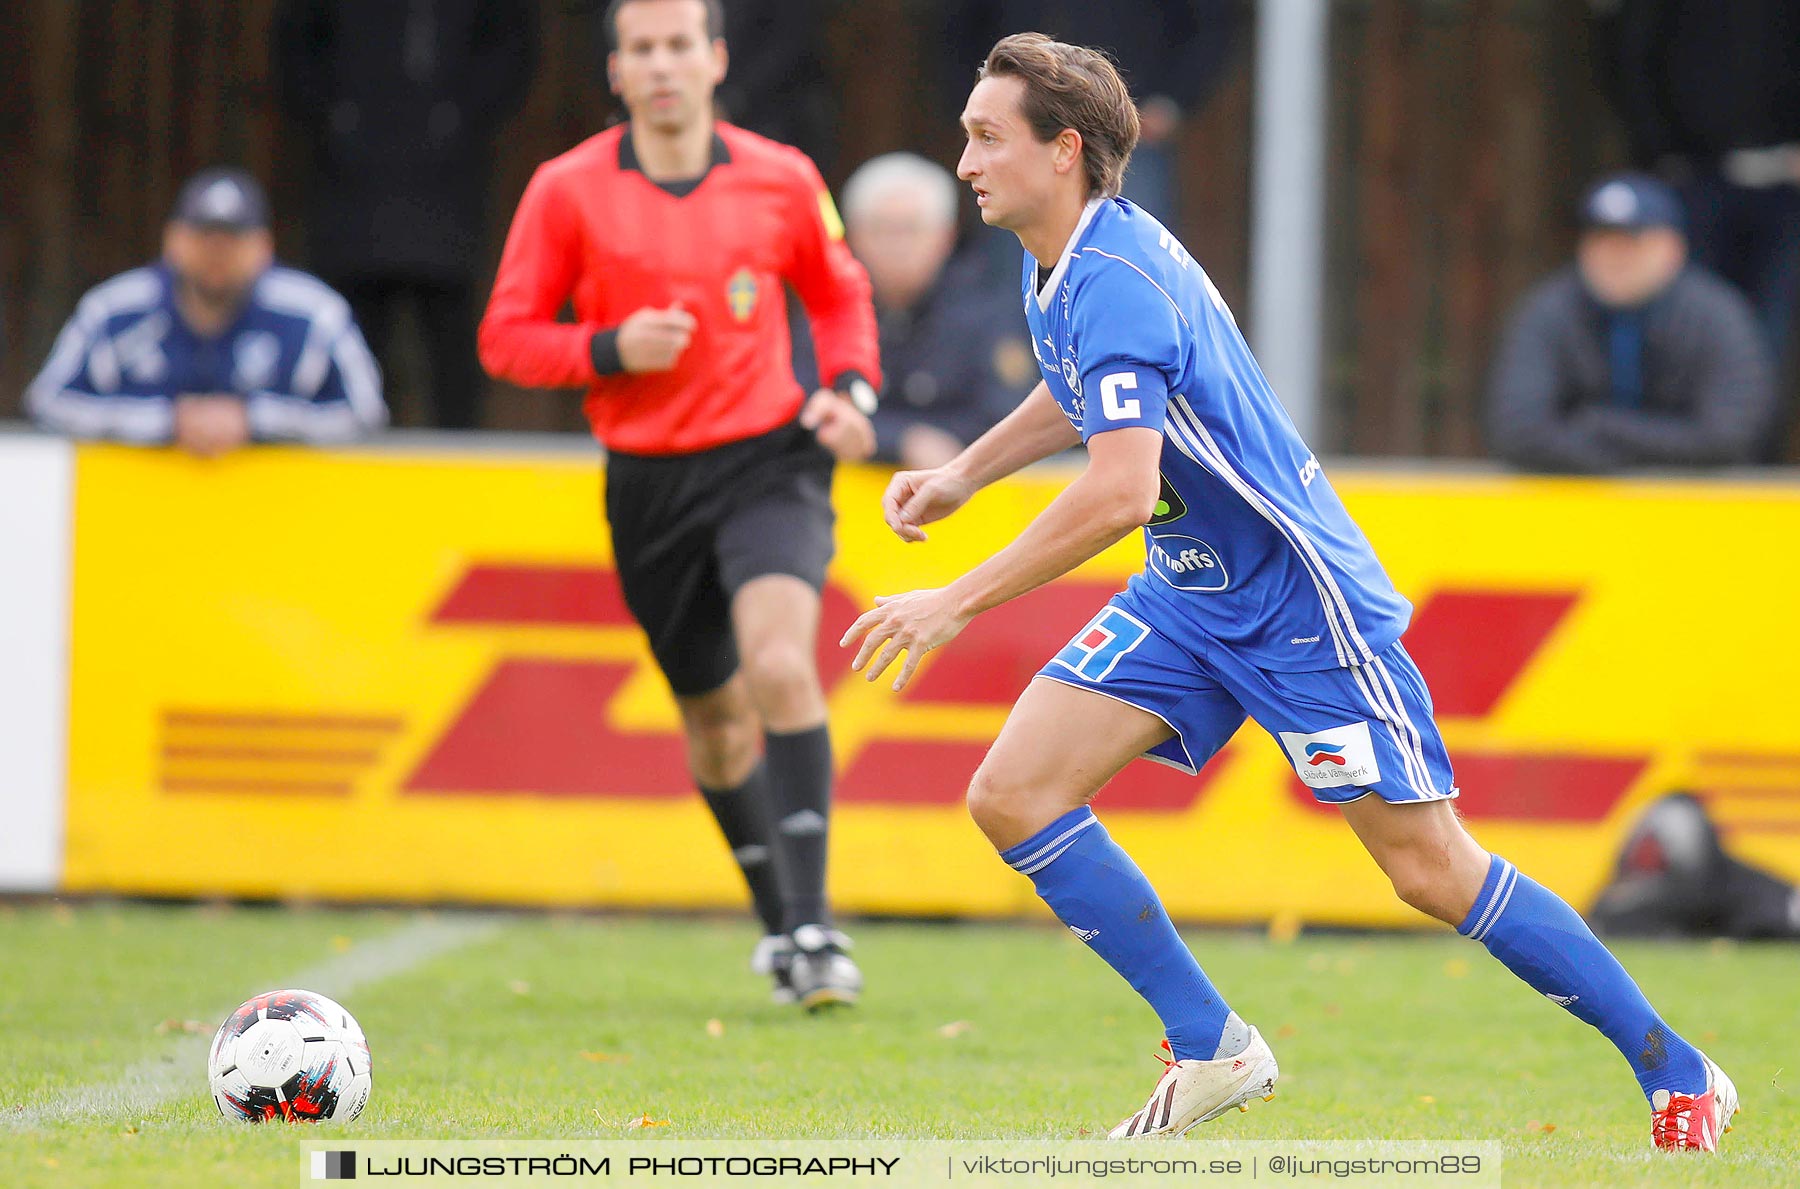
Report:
1032,196,1105,312
619,125,732,198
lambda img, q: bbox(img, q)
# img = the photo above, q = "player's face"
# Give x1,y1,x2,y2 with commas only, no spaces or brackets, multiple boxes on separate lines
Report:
1577,227,1687,309
847,188,956,310
958,76,1064,235
162,223,274,306
609,0,726,135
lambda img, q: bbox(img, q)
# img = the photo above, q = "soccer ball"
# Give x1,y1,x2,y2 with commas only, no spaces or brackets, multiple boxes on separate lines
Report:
208,989,372,1123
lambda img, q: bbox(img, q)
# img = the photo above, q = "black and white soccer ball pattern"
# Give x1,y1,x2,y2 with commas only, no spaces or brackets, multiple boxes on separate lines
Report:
208,989,371,1123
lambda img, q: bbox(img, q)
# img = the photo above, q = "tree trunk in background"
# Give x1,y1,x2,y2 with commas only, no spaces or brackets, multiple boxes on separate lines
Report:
1346,0,1422,455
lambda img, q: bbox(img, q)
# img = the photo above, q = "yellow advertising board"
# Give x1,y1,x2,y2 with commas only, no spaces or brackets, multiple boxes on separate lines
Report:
61,445,1800,925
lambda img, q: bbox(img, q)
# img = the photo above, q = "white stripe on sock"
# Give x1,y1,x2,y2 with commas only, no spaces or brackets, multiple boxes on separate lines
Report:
1474,865,1521,942
1008,814,1098,873
1016,836,1089,876
1463,861,1510,939
1468,863,1518,942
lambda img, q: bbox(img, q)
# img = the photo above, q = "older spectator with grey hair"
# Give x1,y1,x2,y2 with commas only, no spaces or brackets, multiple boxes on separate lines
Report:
1487,172,1778,472
843,152,1037,468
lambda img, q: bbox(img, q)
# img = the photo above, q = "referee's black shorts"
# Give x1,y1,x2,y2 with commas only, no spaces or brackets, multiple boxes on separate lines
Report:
604,419,836,698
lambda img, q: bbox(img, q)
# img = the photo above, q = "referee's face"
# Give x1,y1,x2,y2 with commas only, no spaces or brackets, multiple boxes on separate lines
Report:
610,0,727,135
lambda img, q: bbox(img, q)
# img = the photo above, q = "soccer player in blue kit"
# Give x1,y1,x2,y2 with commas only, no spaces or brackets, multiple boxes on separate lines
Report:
841,33,1737,1149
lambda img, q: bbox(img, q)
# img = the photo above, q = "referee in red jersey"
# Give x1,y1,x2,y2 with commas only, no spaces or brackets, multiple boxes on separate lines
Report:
479,0,880,1009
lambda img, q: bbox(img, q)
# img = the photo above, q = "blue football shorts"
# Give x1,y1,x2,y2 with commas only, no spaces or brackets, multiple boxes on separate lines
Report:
1034,584,1457,805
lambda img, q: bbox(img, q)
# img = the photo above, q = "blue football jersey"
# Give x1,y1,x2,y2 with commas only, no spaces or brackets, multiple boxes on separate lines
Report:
1023,198,1410,671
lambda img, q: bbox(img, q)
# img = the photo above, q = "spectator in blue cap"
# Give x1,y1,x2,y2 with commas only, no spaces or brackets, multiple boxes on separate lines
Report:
1486,172,1778,472
27,167,386,455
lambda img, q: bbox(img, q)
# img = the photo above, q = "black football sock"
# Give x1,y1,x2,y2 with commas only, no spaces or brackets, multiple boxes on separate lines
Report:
698,761,788,937
764,725,834,932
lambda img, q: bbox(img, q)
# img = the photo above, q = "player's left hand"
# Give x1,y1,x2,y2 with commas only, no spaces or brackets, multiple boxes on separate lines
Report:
840,588,971,692
801,388,876,461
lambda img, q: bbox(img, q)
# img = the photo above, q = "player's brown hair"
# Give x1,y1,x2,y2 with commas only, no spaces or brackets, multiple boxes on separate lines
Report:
979,33,1141,198
604,0,725,50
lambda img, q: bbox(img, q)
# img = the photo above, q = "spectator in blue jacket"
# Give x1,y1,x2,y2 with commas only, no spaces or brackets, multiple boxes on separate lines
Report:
27,167,387,456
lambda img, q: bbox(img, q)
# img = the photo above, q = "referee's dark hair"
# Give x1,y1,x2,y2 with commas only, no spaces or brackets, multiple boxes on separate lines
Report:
980,33,1141,199
604,0,725,49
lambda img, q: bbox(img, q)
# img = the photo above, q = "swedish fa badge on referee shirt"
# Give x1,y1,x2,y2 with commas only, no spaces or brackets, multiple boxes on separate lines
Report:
727,269,759,322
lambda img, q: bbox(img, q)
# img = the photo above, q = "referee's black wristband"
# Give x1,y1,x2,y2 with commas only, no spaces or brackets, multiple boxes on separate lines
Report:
830,370,878,415
590,329,625,376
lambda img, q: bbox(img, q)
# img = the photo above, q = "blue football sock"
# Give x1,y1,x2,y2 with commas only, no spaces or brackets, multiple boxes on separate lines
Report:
1001,806,1238,1061
1459,853,1707,1100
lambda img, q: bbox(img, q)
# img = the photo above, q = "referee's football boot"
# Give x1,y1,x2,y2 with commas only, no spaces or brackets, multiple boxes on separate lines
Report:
749,934,798,1005
785,923,862,1012
1108,1030,1279,1139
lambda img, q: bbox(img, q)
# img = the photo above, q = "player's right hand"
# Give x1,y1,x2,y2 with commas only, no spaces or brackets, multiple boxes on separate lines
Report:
616,304,697,373
882,466,977,543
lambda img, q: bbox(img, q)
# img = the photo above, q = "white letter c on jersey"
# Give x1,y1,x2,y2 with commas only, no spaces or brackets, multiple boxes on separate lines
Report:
1100,371,1141,420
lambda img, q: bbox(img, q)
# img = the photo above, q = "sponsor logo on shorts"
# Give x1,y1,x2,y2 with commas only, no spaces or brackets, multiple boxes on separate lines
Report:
1305,741,1348,766
1279,722,1382,789
1148,533,1228,592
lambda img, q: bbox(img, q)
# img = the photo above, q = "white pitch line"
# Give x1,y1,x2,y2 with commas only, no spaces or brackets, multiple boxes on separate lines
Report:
6,912,506,1128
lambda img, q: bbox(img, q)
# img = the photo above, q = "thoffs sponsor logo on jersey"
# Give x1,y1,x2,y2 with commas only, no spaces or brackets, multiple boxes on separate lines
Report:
1278,722,1382,789
1148,533,1228,592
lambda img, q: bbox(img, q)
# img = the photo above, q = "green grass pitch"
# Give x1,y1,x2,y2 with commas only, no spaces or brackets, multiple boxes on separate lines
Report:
2,901,1795,1187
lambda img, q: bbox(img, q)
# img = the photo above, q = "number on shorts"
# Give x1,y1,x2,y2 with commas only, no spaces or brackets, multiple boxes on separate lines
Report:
1054,607,1151,682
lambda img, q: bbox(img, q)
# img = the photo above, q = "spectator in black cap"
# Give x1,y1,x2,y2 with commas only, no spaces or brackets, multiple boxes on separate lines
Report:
26,167,386,454
1485,172,1778,473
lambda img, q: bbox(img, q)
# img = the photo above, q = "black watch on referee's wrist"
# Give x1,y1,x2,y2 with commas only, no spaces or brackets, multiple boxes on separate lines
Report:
831,370,878,417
